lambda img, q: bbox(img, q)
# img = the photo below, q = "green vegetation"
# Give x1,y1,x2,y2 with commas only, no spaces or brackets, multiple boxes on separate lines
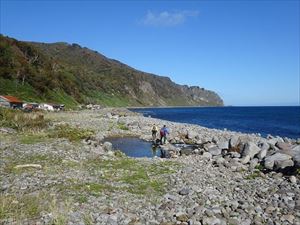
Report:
86,91,131,107
19,133,49,144
48,89,78,108
245,171,262,180
255,164,264,171
0,35,223,107
48,124,94,142
0,192,70,225
82,157,180,195
0,107,48,131
117,122,129,130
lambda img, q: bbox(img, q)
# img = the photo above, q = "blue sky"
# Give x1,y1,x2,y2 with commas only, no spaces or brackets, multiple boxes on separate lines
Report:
1,0,299,106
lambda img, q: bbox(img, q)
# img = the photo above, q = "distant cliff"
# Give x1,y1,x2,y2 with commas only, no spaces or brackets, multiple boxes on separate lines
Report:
0,35,223,107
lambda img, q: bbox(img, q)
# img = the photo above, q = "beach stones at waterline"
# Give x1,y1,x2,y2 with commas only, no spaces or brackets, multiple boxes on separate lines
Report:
103,141,113,151
242,142,261,159
264,153,294,170
208,146,222,156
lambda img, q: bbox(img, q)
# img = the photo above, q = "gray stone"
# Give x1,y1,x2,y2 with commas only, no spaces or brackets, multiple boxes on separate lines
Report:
217,140,229,150
103,142,113,151
202,152,212,160
293,152,300,167
264,153,293,170
242,142,261,159
178,188,190,195
276,142,292,151
215,157,225,165
229,152,241,158
240,155,250,164
208,146,222,156
289,176,297,184
229,136,240,148
186,130,199,140
240,219,251,225
180,147,194,156
249,158,259,169
257,148,267,160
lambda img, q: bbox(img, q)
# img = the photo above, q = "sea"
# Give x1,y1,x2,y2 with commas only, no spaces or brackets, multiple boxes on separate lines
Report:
130,106,300,139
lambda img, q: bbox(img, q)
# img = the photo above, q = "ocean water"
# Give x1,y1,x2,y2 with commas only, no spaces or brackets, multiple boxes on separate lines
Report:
130,106,300,139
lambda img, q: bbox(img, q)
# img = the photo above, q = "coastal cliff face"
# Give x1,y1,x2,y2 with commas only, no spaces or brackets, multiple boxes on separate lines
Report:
0,35,223,107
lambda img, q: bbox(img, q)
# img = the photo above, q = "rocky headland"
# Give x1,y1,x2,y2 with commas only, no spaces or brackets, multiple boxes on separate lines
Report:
1,108,299,225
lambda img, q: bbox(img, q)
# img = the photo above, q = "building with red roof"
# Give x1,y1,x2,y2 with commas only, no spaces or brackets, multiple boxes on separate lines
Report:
0,95,23,108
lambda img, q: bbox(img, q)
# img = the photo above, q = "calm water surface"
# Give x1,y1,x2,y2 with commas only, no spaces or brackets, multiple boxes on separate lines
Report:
104,137,162,158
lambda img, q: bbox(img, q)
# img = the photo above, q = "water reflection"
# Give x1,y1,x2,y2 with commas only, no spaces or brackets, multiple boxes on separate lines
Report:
104,137,162,158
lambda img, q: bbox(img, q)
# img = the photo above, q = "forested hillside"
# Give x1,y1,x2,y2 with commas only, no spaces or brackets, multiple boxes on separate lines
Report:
0,35,223,107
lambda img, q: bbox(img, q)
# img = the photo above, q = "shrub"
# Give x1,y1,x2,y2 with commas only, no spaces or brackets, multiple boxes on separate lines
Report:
48,124,94,142
0,108,48,131
117,122,129,130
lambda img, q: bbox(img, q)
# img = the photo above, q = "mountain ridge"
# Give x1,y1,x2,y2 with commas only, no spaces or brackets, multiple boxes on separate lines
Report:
0,35,224,107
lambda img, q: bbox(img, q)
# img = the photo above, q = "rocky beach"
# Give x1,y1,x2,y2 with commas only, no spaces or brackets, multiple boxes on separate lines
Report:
1,108,300,225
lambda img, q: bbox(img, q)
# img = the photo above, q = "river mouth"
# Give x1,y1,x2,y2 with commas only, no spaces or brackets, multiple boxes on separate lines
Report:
103,137,162,158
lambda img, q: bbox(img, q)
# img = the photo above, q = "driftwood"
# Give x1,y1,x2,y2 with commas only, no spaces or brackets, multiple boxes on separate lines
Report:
14,164,42,169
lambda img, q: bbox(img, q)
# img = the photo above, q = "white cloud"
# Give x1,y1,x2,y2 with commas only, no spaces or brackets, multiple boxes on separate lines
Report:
140,10,199,27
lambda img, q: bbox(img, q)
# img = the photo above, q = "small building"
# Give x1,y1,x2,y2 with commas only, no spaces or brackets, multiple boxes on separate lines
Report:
0,95,23,108
38,103,64,111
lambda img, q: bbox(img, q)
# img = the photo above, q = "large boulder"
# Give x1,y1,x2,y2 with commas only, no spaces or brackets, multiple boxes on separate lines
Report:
267,137,284,146
186,130,199,140
229,136,240,148
161,144,179,158
276,142,292,151
217,140,229,150
257,142,269,160
292,151,300,167
264,153,294,170
180,146,194,156
242,142,261,159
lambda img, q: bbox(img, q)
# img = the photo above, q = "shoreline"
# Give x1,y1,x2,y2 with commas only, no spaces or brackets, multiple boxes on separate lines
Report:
1,108,299,225
126,106,300,140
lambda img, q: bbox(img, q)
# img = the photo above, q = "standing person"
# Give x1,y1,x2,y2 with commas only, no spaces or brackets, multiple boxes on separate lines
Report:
160,125,169,144
152,124,158,141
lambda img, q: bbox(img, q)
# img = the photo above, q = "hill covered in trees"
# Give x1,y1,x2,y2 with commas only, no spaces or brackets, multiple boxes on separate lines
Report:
0,35,223,107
